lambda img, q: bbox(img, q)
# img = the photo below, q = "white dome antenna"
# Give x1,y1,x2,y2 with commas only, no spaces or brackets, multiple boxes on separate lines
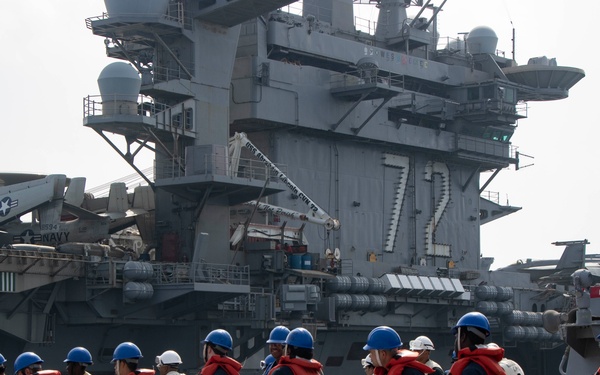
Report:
334,248,341,260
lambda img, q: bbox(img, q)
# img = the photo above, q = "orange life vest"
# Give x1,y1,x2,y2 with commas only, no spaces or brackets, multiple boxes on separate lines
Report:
373,350,434,375
201,355,242,375
449,345,505,375
268,355,323,375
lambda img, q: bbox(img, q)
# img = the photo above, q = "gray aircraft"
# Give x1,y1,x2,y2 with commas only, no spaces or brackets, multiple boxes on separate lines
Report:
0,174,154,248
0,1,587,375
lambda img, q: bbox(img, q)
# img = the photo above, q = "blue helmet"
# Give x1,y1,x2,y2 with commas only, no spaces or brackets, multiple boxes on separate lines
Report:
285,327,314,349
264,354,275,366
363,326,402,350
0,354,5,365
451,312,491,337
111,342,143,363
267,326,290,344
14,352,43,375
260,354,275,371
202,329,233,351
64,347,93,365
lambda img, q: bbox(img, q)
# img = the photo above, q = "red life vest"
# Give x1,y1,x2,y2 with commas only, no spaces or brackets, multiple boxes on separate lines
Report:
268,355,323,375
201,355,243,375
373,350,434,375
449,345,505,375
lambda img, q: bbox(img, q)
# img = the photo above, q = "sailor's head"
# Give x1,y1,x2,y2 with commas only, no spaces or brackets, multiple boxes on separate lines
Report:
201,329,233,362
284,328,314,360
363,326,401,368
14,353,43,375
155,350,182,375
64,347,93,375
409,336,435,363
111,342,142,375
452,312,491,351
267,326,290,359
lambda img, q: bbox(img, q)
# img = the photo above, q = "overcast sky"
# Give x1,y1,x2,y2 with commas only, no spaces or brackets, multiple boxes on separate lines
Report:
0,1,595,269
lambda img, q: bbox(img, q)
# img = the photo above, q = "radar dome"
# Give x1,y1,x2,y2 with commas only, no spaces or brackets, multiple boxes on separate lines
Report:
445,38,466,53
466,26,498,54
104,0,169,17
97,62,141,103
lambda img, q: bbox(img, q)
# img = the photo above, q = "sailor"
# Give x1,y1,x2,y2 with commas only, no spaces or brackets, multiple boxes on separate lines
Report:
408,336,444,375
0,354,6,375
497,358,523,375
156,351,183,375
448,312,505,375
200,329,242,375
594,334,600,375
14,352,43,375
260,355,275,374
263,326,290,375
111,342,143,375
362,326,433,375
269,327,322,375
361,354,375,375
64,347,94,375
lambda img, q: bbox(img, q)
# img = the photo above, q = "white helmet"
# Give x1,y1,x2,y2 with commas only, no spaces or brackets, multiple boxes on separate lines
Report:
499,358,524,375
156,350,182,366
409,336,435,351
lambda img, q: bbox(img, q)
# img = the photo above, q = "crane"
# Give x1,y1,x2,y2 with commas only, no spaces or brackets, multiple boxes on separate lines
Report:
229,132,341,231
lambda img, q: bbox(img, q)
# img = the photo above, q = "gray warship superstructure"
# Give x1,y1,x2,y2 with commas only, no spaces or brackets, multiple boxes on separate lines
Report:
0,1,586,374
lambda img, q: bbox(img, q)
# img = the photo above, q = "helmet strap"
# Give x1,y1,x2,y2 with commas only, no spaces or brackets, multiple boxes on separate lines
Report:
457,327,462,352
373,351,382,367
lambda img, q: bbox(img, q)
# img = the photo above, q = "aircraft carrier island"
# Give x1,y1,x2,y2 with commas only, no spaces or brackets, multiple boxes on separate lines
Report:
0,0,589,374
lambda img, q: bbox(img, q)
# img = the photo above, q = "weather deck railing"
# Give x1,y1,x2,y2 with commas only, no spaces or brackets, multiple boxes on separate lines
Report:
153,262,250,285
0,248,86,277
83,94,169,118
86,260,250,287
155,155,286,183
330,70,405,90
85,2,193,31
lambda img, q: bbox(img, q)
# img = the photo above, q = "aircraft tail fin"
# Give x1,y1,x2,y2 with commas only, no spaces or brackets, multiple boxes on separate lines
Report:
105,182,129,218
132,186,155,211
555,240,588,270
64,177,86,207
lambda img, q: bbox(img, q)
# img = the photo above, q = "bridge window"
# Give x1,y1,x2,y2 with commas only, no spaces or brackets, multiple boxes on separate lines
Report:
185,108,193,129
467,87,480,101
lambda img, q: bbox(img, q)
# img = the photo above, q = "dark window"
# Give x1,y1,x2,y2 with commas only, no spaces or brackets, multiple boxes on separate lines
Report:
324,356,344,367
504,87,515,103
185,108,193,129
467,87,479,101
482,85,495,99
346,342,368,360
172,113,182,127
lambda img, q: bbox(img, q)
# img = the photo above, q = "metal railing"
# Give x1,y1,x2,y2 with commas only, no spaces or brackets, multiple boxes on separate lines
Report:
480,191,500,205
85,2,193,31
153,262,250,285
83,94,168,118
331,70,404,90
455,134,511,158
86,260,250,287
153,64,193,82
156,154,286,182
0,248,86,277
